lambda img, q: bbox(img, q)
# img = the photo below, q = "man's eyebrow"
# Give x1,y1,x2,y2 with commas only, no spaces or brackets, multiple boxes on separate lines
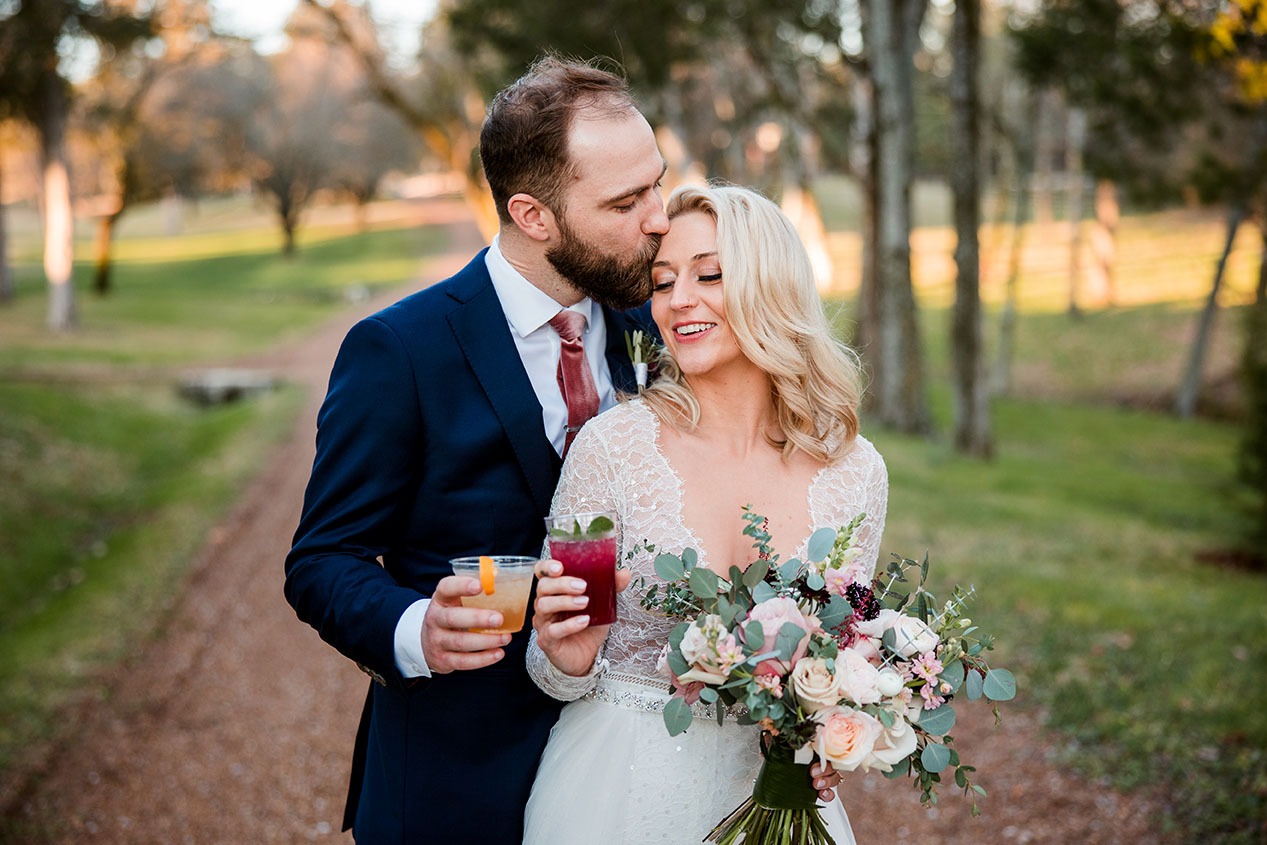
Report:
602,160,669,207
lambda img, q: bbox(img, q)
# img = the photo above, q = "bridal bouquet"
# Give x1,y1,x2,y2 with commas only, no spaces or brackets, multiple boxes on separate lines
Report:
637,509,1016,845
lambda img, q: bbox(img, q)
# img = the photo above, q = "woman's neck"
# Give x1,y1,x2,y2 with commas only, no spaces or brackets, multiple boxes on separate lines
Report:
686,366,779,457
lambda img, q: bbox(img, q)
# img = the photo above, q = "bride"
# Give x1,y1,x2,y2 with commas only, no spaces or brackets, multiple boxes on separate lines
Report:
522,184,888,844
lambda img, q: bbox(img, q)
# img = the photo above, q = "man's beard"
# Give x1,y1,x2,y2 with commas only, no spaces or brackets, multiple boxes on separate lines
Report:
546,212,660,311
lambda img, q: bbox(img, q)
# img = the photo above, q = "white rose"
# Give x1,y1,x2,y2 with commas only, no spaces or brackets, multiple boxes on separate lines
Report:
837,647,882,705
854,609,940,659
679,623,710,665
876,668,905,698
790,657,841,713
861,714,918,772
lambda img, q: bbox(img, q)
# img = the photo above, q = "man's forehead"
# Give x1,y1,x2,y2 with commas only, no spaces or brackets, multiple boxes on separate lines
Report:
566,109,662,186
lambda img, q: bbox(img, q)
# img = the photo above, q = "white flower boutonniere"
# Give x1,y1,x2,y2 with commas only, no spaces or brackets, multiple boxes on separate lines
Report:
624,329,659,392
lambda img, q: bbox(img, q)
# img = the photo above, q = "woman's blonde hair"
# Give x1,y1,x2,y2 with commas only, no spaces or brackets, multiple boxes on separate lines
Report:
640,184,864,463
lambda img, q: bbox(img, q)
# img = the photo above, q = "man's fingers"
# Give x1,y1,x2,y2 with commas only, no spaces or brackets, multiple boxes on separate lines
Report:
440,648,506,672
430,629,511,654
432,575,482,604
429,602,504,633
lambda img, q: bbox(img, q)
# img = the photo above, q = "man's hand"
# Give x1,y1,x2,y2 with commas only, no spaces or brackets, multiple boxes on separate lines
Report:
421,575,512,673
532,560,632,677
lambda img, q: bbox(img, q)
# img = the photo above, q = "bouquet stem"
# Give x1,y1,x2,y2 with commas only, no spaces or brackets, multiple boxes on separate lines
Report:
705,739,836,845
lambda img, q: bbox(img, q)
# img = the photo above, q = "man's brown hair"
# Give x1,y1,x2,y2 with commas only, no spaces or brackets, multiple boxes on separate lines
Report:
480,56,636,225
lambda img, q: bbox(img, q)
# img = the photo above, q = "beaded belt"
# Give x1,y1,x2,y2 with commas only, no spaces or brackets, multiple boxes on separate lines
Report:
580,671,747,720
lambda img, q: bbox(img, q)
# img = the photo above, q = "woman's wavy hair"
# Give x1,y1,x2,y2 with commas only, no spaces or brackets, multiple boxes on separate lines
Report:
640,184,864,462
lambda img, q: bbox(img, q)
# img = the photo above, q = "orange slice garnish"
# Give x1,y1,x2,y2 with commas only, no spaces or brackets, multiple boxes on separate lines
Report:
478,555,497,595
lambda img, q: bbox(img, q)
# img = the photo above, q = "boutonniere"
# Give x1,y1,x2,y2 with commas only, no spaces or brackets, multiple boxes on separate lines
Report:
624,329,660,392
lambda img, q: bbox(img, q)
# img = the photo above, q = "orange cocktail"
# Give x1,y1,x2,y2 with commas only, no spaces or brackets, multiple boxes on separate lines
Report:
449,555,537,633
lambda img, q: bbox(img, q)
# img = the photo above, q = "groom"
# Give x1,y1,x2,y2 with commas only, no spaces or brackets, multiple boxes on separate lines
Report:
284,57,668,843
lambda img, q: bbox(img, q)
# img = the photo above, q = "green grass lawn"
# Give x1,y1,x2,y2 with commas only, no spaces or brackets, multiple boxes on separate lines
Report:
0,203,453,791
868,391,1265,840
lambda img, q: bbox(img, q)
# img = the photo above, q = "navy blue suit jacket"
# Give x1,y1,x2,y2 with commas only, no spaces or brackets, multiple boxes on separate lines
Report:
285,249,655,843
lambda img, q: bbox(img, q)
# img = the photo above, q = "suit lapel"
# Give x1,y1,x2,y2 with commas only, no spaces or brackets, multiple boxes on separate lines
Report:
447,258,560,517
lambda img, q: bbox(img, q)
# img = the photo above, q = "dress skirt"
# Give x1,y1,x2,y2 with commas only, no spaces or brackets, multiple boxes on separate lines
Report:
523,673,857,845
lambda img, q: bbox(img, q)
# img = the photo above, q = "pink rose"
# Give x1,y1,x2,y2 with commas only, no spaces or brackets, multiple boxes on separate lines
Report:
806,706,882,772
743,597,819,675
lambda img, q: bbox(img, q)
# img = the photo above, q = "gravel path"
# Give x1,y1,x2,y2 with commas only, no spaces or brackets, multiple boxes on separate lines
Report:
2,201,1169,844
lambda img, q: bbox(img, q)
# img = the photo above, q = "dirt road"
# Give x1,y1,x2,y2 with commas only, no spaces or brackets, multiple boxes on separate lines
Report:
3,202,1168,844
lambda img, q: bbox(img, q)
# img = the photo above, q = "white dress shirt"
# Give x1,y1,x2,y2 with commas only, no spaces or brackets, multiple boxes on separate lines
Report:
393,237,618,678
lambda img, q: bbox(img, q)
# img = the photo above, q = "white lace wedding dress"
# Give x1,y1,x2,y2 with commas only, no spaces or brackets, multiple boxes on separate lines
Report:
523,399,888,844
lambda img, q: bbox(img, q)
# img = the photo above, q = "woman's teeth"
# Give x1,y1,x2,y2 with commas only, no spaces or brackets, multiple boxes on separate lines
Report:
676,323,716,336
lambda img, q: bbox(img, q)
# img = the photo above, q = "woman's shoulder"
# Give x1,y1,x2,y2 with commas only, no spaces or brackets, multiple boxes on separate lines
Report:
832,431,886,477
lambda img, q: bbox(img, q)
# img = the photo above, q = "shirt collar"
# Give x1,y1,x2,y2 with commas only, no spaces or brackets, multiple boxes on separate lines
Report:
485,235,597,338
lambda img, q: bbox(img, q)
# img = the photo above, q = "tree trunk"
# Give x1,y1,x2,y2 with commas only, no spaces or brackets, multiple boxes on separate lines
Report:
0,156,12,305
1065,107,1087,319
993,107,1034,397
852,72,881,399
1032,89,1058,226
93,211,122,295
1239,221,1267,542
950,0,992,458
39,73,77,332
868,0,931,434
282,215,297,257
1175,202,1244,418
1090,180,1119,307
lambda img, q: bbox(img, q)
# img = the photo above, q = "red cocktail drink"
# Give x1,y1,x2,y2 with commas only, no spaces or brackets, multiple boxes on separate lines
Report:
545,511,619,627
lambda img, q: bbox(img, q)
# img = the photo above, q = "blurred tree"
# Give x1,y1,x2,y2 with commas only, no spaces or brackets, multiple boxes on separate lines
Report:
0,122,12,304
0,0,153,329
303,0,497,237
75,0,213,294
991,81,1037,396
867,0,932,433
950,0,992,456
330,99,418,231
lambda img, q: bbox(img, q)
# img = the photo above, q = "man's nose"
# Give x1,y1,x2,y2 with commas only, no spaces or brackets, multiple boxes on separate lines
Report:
643,202,669,235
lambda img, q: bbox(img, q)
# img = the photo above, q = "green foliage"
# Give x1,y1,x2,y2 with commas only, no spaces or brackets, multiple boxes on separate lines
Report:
1239,282,1267,544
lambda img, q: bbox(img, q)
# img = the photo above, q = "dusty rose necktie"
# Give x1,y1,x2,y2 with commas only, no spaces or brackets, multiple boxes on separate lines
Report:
549,309,599,458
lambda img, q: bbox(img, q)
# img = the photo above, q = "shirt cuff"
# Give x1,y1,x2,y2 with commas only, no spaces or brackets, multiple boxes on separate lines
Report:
394,597,432,678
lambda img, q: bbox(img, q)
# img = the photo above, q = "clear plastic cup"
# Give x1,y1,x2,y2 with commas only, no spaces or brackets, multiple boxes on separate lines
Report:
449,555,538,633
544,511,619,627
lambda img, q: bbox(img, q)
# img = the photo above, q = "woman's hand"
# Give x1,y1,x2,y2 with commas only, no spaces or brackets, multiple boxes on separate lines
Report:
811,761,842,803
532,559,631,677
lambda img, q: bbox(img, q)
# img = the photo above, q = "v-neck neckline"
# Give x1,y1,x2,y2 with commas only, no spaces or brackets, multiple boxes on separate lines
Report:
635,399,829,572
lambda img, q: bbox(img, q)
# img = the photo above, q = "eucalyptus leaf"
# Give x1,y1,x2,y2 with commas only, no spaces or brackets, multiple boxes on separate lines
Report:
743,560,770,588
983,669,1017,701
769,700,785,720
921,742,951,774
881,628,898,655
669,621,690,650
682,547,699,569
918,703,957,736
667,651,690,678
729,566,745,589
780,559,802,581
752,581,777,604
882,761,910,779
689,566,720,601
939,660,965,694
817,595,849,629
806,571,826,591
965,670,984,701
655,553,685,583
807,527,836,562
663,697,693,736
955,767,968,788
877,708,895,728
699,687,719,703
746,650,778,666
775,622,805,662
745,621,765,652
718,595,736,626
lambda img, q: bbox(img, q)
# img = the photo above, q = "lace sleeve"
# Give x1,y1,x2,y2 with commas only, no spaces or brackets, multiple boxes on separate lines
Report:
525,422,621,701
854,448,889,581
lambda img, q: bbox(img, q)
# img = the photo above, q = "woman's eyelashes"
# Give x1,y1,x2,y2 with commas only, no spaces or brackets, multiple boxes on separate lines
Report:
698,272,722,283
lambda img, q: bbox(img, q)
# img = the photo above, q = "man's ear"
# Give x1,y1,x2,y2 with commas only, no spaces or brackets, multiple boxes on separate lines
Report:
506,193,558,242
